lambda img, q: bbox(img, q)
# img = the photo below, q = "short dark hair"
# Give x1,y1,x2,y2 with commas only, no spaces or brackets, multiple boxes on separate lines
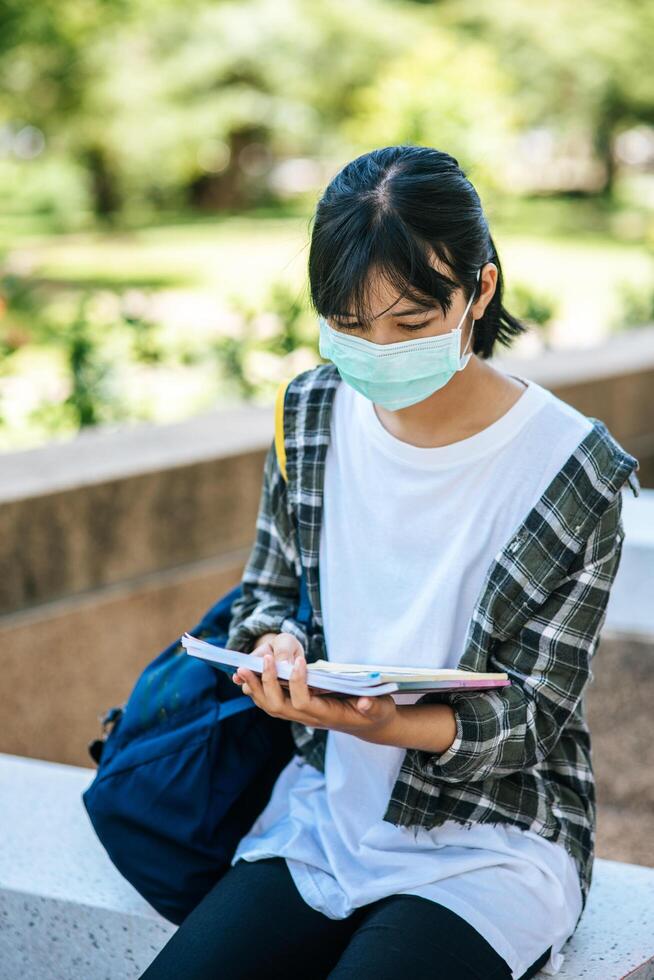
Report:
307,144,526,358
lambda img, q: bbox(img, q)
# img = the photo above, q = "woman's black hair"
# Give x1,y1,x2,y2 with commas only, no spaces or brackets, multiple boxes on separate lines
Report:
307,144,526,358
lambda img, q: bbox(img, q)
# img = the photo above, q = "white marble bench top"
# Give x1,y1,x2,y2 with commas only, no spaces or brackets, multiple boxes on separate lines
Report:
1,749,653,978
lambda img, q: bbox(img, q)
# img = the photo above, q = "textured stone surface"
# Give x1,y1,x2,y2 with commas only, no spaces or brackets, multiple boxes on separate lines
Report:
1,753,654,980
0,753,176,979
534,860,654,979
1,892,176,980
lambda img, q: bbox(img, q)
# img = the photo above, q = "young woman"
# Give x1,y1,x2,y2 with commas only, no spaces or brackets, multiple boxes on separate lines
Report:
140,145,639,980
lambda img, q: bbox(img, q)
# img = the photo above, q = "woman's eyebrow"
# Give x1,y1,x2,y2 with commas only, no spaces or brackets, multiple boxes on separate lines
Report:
336,305,436,321
390,306,436,317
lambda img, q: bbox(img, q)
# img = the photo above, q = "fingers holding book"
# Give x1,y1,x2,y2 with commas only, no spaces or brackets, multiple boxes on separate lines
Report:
234,653,330,712
232,652,399,744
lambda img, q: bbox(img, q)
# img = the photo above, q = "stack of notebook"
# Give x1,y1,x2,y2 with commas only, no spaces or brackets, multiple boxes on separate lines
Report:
181,633,510,697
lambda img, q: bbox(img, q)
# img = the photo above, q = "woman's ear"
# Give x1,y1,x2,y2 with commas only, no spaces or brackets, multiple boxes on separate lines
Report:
472,262,498,320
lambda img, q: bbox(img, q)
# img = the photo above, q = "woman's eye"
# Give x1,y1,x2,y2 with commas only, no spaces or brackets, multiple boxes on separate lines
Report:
334,321,430,331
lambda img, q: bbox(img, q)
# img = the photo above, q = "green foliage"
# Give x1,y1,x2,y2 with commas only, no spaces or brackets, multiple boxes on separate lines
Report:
211,279,320,402
504,281,558,346
505,282,557,327
262,281,315,358
2,0,654,444
58,294,120,428
0,270,161,441
0,271,41,348
439,0,654,193
3,0,654,217
211,299,260,401
344,27,517,196
611,278,654,331
1,0,422,219
121,304,165,364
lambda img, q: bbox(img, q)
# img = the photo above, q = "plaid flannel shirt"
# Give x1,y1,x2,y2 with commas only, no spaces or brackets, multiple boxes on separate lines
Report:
226,362,640,926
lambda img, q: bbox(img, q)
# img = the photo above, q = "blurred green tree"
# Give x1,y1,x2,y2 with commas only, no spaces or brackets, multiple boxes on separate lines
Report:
441,0,654,196
3,0,653,216
0,0,131,218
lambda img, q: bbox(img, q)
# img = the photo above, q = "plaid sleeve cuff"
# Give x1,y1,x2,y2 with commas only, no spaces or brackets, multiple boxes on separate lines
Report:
408,692,501,783
431,701,465,767
407,701,464,777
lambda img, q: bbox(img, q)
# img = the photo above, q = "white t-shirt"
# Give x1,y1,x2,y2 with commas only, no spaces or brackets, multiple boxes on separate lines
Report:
232,374,593,979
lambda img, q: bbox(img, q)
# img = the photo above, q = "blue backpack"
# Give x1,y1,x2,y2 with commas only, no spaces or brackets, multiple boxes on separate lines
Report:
82,378,308,925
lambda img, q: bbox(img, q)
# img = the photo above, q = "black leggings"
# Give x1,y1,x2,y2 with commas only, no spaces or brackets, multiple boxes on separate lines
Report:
139,856,552,980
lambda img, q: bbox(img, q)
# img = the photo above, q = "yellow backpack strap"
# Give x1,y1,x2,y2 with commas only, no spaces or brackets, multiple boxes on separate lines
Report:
274,378,291,482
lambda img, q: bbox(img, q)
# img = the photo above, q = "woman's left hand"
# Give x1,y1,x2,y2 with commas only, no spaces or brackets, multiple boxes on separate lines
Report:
233,653,399,745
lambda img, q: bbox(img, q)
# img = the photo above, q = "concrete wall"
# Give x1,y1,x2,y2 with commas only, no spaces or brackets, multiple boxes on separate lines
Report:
1,404,273,764
1,332,653,869
494,324,654,488
0,403,274,615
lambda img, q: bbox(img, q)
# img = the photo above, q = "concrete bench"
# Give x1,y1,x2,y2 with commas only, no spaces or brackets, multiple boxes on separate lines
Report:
1,755,653,980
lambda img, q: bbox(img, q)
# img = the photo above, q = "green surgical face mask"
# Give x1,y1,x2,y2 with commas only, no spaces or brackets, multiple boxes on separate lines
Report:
318,268,481,410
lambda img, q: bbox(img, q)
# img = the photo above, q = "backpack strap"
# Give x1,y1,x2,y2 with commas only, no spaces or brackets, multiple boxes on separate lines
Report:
274,378,291,483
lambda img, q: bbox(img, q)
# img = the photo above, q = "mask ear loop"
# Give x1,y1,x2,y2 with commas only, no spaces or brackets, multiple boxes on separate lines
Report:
458,318,475,369
457,267,482,370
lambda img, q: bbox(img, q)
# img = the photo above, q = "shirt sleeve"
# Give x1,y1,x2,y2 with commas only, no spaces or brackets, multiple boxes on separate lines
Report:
408,489,626,784
225,437,309,654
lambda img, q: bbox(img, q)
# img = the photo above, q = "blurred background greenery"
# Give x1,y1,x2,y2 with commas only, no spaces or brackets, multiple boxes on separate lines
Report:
1,0,654,450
